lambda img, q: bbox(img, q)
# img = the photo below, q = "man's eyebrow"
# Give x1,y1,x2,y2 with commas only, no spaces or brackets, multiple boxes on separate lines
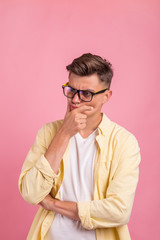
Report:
68,84,95,92
87,89,95,92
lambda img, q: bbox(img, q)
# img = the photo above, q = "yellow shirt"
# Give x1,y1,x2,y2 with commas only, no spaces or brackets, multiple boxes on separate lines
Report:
18,113,141,240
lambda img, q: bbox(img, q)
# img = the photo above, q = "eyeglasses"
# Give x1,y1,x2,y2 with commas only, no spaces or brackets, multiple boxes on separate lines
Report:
62,82,109,102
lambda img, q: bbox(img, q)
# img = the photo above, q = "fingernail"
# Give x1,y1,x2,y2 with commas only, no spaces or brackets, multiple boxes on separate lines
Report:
91,107,93,110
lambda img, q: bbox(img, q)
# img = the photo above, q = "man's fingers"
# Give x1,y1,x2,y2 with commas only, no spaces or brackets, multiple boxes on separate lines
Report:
76,105,93,113
76,118,87,124
75,113,87,119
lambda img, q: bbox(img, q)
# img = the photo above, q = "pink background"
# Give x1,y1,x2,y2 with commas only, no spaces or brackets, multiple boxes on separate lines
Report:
0,0,160,239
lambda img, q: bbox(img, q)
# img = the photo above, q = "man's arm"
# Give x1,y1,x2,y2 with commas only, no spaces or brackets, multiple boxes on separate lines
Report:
77,134,141,230
19,104,92,205
44,104,92,174
39,195,80,221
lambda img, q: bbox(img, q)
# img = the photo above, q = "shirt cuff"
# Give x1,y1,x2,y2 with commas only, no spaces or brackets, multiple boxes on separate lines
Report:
77,201,93,230
35,154,61,181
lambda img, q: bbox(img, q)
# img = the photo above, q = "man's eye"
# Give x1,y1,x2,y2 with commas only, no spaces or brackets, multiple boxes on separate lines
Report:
69,88,75,93
82,91,91,97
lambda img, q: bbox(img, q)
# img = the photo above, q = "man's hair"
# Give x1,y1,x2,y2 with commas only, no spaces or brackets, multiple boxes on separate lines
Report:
66,53,113,89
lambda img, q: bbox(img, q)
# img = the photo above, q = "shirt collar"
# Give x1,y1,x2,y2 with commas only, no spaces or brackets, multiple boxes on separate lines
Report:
97,113,111,136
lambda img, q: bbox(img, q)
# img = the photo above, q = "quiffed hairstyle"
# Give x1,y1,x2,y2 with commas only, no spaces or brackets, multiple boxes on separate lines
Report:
66,53,113,89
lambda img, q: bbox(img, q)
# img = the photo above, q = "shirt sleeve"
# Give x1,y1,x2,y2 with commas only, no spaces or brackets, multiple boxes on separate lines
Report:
78,134,141,230
18,125,60,205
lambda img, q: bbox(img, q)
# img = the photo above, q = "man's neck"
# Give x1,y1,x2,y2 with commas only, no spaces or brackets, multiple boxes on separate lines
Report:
79,112,102,138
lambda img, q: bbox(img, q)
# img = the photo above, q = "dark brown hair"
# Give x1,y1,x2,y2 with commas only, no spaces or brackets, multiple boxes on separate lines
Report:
66,53,113,88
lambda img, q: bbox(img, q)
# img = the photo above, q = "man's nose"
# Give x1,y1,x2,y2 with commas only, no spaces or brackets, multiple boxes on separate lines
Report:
72,92,81,103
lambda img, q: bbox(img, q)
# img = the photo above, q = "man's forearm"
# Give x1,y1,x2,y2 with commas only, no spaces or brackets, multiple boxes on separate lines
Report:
45,104,92,174
44,127,70,174
39,195,80,221
53,199,80,221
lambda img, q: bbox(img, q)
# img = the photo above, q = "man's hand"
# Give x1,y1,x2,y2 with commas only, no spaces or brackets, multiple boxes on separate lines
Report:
39,194,80,221
61,103,93,138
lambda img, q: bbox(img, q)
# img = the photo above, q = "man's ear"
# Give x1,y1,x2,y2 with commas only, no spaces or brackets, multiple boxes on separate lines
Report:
103,90,112,104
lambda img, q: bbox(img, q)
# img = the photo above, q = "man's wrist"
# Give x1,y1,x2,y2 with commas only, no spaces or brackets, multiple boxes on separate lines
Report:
59,124,72,139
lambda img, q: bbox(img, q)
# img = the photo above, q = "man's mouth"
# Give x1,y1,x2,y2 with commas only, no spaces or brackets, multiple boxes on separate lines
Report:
70,104,79,111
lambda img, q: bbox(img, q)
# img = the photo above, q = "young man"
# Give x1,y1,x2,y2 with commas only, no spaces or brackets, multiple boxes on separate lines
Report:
19,53,141,240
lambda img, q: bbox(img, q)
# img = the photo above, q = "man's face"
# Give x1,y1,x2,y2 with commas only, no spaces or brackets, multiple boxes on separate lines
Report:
67,73,112,117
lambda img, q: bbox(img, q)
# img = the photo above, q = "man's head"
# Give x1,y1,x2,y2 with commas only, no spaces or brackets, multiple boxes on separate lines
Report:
66,53,113,89
64,53,113,115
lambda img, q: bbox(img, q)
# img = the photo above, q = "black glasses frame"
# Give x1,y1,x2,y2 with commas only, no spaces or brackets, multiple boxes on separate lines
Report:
62,83,109,102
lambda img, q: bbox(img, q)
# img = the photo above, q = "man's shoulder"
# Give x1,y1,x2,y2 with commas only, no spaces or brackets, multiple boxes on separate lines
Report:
44,119,63,130
38,119,63,138
102,113,139,145
111,120,135,139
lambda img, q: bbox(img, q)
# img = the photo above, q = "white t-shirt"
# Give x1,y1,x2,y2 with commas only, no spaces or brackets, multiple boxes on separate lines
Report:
49,130,98,240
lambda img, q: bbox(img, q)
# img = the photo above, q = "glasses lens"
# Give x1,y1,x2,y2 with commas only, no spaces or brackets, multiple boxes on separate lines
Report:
80,90,92,102
63,86,75,98
63,86,92,102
